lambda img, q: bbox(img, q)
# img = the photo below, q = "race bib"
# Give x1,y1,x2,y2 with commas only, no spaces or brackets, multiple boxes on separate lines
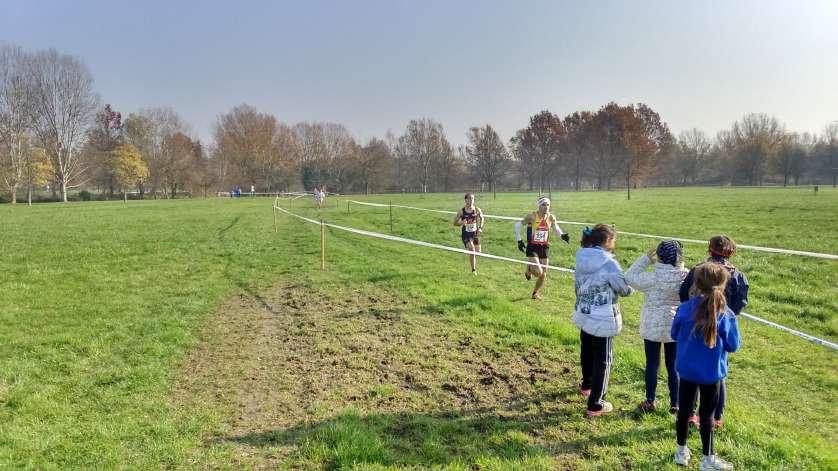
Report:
533,230,548,242
465,222,477,232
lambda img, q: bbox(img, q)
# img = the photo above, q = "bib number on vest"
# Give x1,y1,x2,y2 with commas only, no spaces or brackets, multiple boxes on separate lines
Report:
533,230,548,242
465,222,477,232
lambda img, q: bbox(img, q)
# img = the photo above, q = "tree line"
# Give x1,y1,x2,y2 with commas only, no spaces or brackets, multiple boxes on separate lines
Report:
2,44,837,204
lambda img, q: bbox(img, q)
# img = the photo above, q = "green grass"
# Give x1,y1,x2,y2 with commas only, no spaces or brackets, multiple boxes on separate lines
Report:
0,187,836,469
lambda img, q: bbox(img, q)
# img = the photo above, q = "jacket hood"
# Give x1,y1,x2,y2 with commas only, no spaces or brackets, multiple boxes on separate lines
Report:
575,247,615,275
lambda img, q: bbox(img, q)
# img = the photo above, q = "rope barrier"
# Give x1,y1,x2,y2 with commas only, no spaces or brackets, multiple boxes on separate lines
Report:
274,200,838,351
348,200,838,260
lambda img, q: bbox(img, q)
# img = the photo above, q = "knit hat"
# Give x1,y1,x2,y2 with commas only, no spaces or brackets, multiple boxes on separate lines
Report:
536,197,551,207
656,239,682,266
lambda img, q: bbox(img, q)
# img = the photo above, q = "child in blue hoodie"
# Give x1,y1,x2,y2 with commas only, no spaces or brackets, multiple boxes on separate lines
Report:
680,235,749,427
572,224,633,417
671,263,740,470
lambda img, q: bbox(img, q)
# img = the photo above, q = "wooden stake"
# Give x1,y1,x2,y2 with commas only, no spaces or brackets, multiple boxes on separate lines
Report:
320,219,326,270
389,200,393,234
273,205,277,233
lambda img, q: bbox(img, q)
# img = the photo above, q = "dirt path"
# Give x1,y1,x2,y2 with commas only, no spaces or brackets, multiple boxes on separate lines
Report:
173,282,582,468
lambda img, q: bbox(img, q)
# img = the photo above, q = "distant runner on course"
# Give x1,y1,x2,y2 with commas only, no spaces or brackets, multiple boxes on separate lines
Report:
453,192,485,275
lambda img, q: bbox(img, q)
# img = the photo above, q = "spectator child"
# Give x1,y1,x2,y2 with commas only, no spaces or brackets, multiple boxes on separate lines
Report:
625,240,688,413
572,224,633,417
679,235,749,427
672,262,740,470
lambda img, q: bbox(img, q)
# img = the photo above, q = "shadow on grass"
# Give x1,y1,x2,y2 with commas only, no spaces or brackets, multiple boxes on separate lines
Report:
213,398,672,469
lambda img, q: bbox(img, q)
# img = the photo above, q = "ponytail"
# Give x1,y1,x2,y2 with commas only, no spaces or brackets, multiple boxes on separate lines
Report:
690,263,730,348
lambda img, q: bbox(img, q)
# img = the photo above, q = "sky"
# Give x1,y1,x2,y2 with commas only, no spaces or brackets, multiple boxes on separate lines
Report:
3,0,837,147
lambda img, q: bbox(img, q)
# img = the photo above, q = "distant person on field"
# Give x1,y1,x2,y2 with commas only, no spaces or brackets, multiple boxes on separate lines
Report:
250,185,255,197
672,262,740,470
453,192,484,275
625,240,688,414
572,224,633,417
679,235,749,428
514,197,570,299
313,186,323,209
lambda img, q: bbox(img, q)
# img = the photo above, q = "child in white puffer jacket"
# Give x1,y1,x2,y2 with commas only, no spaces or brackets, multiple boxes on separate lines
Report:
625,240,688,413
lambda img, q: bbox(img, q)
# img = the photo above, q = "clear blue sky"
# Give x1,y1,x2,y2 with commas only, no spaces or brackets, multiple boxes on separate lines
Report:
3,0,837,146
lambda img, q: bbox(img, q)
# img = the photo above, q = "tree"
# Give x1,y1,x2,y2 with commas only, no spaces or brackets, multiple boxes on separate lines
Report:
586,104,628,190
25,49,99,202
774,133,807,187
510,111,565,196
563,111,594,191
355,138,393,194
729,113,784,185
85,104,123,197
212,104,279,190
124,108,186,198
23,147,52,205
397,118,451,193
675,128,712,184
465,124,511,199
623,103,673,199
110,144,149,202
0,44,33,204
821,122,838,187
160,132,195,198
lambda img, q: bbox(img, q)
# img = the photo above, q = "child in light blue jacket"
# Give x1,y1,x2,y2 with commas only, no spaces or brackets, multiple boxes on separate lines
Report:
572,224,633,417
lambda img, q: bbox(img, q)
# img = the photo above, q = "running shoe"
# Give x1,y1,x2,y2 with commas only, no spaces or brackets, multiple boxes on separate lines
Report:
699,454,734,470
586,401,613,417
638,399,656,411
674,445,691,466
688,413,699,427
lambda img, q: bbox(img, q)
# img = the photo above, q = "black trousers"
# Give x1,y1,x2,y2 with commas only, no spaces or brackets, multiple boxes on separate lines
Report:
580,330,612,411
644,340,678,407
677,378,720,456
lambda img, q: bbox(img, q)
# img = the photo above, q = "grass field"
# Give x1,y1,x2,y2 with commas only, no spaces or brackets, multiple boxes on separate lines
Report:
0,187,836,469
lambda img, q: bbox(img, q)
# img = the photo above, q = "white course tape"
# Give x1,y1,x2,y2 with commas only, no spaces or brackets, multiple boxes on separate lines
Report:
738,313,838,350
276,202,837,351
274,204,572,273
348,200,838,260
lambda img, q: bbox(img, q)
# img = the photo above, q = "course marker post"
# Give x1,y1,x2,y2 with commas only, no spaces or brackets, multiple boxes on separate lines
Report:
389,200,393,234
273,205,277,233
347,200,350,214
320,219,326,270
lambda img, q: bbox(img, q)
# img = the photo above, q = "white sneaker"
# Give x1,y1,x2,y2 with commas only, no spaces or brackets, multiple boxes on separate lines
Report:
700,454,733,470
674,445,691,466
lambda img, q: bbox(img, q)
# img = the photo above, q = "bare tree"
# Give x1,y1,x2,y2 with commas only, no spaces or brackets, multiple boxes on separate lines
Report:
675,128,712,184
25,49,99,202
821,122,838,187
774,133,808,187
125,108,186,198
562,111,594,191
510,111,565,196
0,44,34,203
84,104,123,197
355,137,393,194
397,118,450,193
212,104,279,190
730,113,784,185
465,124,511,199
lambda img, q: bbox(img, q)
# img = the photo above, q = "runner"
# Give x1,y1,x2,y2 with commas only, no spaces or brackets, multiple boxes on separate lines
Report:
514,197,570,299
313,186,323,209
453,193,485,275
